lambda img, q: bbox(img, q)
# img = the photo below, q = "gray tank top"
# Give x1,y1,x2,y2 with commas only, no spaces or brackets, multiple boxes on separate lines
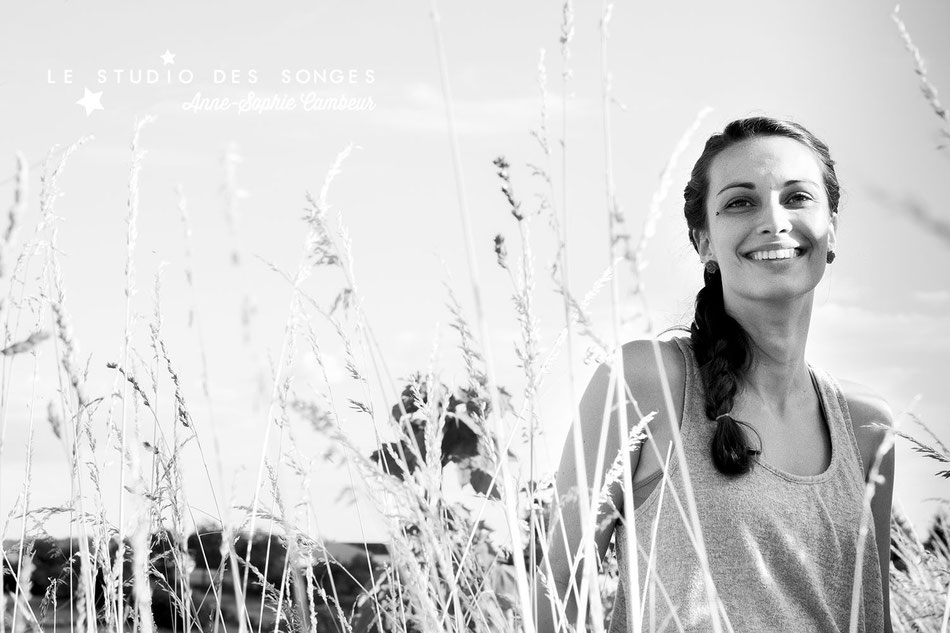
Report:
608,336,886,632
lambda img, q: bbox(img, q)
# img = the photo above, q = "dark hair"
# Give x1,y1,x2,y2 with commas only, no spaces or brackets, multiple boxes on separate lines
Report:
683,116,840,476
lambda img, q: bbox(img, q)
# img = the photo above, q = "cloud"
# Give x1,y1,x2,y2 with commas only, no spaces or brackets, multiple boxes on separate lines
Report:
813,302,950,350
295,347,345,387
809,302,950,396
370,81,594,136
913,289,950,305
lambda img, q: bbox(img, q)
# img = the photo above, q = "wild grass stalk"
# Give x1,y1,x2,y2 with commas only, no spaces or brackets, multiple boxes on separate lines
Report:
148,267,198,633
433,269,607,632
529,32,602,630
175,184,216,453
292,149,418,629
47,242,98,633
31,137,105,633
849,420,898,633
551,12,589,620
265,389,325,633
2,140,78,548
113,114,156,632
299,323,386,629
10,312,45,633
238,145,339,632
221,142,258,357
500,37,645,625
0,151,28,285
239,142,415,633
427,3,536,629
293,396,437,630
0,149,27,633
250,335,296,630
598,4,643,630
625,108,711,298
1,141,78,482
174,183,241,633
491,153,545,626
891,4,950,145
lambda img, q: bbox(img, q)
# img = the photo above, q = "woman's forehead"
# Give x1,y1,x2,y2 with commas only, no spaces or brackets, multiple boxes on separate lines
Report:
709,136,823,187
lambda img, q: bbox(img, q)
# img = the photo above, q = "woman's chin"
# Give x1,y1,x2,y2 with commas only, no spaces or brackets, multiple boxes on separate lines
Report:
727,276,820,303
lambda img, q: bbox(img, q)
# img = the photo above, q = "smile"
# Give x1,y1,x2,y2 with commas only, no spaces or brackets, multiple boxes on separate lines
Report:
745,248,805,261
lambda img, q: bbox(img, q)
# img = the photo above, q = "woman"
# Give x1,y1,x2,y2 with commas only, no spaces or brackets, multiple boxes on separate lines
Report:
540,117,894,632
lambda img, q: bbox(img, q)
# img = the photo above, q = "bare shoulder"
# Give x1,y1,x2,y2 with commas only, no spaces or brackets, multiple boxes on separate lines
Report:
578,338,685,427
618,337,688,435
837,378,896,476
619,338,687,397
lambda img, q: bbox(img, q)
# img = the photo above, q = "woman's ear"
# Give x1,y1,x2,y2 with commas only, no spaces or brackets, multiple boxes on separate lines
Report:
692,228,714,262
828,212,838,253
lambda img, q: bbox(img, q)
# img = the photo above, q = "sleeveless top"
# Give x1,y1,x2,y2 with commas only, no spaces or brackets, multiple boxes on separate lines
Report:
608,336,886,633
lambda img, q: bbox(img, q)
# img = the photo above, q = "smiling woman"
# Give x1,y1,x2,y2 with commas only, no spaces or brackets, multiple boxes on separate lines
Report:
698,133,839,311
540,117,895,633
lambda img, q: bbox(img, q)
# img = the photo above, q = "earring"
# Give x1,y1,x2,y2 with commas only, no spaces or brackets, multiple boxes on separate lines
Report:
704,260,720,274
826,250,836,264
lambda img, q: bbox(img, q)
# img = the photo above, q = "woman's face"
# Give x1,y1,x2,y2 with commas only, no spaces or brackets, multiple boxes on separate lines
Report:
693,135,838,305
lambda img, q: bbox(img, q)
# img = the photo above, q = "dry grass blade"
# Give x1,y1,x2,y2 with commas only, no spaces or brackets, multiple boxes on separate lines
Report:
849,425,898,633
113,114,156,633
627,107,712,290
426,4,536,628
872,422,950,478
1,330,50,356
0,151,28,281
598,3,643,629
891,4,950,144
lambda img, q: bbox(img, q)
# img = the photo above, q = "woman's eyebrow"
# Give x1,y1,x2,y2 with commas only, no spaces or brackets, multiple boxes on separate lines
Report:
717,182,755,195
784,179,819,188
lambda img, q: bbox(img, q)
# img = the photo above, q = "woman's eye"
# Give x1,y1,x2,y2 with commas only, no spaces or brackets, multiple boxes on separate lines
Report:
786,192,814,205
724,198,753,209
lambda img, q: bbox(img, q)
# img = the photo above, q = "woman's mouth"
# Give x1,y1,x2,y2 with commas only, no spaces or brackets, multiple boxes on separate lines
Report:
745,247,806,261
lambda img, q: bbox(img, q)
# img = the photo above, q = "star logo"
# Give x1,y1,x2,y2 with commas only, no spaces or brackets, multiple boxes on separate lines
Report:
160,49,176,65
76,87,104,116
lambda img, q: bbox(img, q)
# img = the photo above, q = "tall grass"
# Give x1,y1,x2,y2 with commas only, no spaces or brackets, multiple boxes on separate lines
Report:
0,3,948,633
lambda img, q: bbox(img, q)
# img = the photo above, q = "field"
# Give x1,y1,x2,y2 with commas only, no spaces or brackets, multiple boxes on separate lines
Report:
2,2,950,633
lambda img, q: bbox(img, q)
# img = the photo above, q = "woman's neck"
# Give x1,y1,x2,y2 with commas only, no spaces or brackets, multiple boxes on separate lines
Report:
725,292,815,413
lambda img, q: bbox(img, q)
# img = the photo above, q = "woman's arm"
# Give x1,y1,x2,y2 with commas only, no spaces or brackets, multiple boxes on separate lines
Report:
536,340,672,632
535,359,629,633
871,433,895,633
841,380,896,633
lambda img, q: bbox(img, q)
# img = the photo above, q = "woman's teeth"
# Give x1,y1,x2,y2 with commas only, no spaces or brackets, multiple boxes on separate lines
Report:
748,248,803,261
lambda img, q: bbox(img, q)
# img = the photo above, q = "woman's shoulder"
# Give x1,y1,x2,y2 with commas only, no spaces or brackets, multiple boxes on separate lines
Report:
834,376,896,476
618,335,689,387
614,336,690,427
585,337,688,405
581,336,689,431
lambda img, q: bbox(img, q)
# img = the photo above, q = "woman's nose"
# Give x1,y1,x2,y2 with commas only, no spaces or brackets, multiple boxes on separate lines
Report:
759,196,793,234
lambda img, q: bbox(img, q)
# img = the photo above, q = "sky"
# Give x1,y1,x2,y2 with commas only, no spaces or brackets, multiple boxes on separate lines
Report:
0,0,948,545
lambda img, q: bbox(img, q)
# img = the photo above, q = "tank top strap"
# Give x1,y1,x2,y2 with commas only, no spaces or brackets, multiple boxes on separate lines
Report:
668,335,715,449
805,362,866,482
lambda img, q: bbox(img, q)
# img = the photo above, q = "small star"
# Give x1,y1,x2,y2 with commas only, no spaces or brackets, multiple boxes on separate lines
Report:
160,49,176,65
76,87,104,116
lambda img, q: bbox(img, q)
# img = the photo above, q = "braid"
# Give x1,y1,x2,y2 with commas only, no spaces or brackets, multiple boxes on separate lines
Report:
682,115,838,476
690,267,759,475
